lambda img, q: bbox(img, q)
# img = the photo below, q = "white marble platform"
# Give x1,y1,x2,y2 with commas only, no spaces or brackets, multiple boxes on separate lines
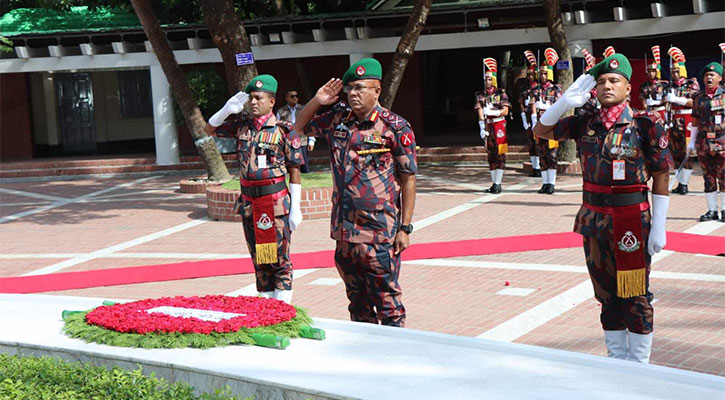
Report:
1,294,723,400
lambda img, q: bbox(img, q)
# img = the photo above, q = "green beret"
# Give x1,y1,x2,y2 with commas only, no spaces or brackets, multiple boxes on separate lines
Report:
245,74,278,94
587,53,632,81
701,62,723,78
342,58,382,85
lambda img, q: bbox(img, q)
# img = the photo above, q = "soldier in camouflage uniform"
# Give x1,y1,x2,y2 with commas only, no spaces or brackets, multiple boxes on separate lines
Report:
295,58,417,327
205,74,305,304
689,62,725,222
519,51,541,177
534,54,672,363
530,48,564,194
665,47,699,195
475,57,511,193
639,46,669,122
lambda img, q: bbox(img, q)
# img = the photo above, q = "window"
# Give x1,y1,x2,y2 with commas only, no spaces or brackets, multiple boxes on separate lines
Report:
118,70,152,118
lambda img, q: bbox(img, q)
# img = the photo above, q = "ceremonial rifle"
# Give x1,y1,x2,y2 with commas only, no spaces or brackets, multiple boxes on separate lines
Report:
665,46,674,130
479,57,488,141
669,154,690,191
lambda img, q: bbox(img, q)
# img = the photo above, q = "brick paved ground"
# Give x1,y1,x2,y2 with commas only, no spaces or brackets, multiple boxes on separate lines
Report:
1,163,723,376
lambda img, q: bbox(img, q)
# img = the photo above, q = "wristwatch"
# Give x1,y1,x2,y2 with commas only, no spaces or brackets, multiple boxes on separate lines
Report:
399,224,414,234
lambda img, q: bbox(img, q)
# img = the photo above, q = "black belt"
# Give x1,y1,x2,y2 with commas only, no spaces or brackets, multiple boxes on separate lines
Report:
240,181,287,198
583,191,647,207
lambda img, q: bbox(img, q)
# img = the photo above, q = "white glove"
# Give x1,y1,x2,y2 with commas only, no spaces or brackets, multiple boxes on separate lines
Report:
521,112,530,130
535,100,550,111
531,113,538,128
645,98,661,107
540,74,596,126
648,194,669,256
484,105,501,117
524,98,530,106
666,92,687,106
478,120,488,139
208,91,249,127
288,183,302,231
687,126,698,152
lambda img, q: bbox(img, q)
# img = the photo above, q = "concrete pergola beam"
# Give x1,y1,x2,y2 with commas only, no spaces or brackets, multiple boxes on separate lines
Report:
650,2,669,18
111,41,132,54
48,45,70,57
79,43,101,56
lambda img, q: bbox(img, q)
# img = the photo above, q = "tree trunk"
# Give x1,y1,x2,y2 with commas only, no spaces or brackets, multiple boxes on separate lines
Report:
200,0,258,95
130,0,232,181
294,58,315,103
543,0,576,162
379,0,432,109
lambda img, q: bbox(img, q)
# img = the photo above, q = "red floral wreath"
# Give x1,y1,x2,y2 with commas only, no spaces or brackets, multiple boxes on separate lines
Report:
85,295,296,335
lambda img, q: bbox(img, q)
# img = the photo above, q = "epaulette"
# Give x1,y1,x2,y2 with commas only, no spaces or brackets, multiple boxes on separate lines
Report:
276,120,293,132
379,109,410,130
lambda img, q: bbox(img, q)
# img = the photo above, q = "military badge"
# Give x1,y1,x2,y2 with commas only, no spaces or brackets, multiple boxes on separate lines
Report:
618,231,640,253
609,59,619,69
255,80,264,88
291,136,301,149
257,213,273,230
356,66,366,76
658,135,668,149
400,133,413,147
496,129,505,138
587,129,596,136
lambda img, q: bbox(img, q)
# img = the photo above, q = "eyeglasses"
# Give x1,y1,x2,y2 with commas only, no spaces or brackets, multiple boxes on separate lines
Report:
342,85,376,94
288,94,298,98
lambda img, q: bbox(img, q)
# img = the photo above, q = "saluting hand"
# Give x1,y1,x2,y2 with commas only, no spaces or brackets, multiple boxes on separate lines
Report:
316,78,343,105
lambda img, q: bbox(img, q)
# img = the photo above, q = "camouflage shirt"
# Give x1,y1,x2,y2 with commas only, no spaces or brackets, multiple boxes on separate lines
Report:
553,105,673,238
215,113,305,216
474,88,511,115
692,86,725,151
670,78,700,100
530,82,563,116
638,80,670,107
308,103,417,244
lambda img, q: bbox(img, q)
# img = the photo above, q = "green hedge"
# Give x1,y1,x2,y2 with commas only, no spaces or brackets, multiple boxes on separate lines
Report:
0,354,251,400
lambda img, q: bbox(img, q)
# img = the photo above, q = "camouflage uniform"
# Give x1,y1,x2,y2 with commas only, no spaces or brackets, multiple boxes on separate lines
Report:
519,82,540,157
475,88,511,170
216,114,305,292
692,86,725,193
308,103,417,327
553,105,673,334
638,80,670,121
668,78,700,170
531,82,564,170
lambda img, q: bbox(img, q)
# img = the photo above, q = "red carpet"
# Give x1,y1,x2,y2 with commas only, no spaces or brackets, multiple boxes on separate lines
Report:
1,231,722,294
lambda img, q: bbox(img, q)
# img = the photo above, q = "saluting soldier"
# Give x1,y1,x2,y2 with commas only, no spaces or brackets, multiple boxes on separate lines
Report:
520,50,542,177
688,62,725,222
294,58,417,327
639,46,669,122
530,48,563,194
475,57,511,193
205,75,305,304
665,47,700,195
534,54,673,363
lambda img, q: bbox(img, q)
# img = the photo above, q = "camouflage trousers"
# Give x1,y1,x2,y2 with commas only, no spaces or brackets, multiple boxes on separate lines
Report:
242,213,293,292
526,127,539,157
486,135,506,170
334,241,405,327
669,126,694,170
583,236,654,334
697,148,725,193
537,140,558,170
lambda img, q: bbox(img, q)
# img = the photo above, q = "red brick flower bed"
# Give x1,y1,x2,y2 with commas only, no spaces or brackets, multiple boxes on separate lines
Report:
179,178,222,194
206,185,333,222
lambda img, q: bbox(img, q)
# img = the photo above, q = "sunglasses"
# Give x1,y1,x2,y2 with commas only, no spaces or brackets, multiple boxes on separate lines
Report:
288,94,298,98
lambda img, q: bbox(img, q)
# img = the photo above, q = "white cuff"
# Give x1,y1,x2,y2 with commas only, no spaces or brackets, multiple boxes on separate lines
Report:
689,126,699,144
289,183,301,209
208,109,230,127
478,120,486,130
651,194,669,227
308,137,316,145
539,99,570,126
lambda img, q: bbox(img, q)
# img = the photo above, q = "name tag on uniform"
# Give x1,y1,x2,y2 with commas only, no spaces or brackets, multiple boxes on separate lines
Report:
612,160,625,181
581,136,597,143
715,114,722,125
333,130,348,139
257,154,267,168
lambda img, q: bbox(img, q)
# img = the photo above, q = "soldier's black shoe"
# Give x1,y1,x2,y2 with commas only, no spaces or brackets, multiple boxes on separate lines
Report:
679,185,688,195
538,184,549,194
529,169,542,177
721,213,725,223
671,183,687,195
485,184,502,194
699,210,720,221
545,184,556,195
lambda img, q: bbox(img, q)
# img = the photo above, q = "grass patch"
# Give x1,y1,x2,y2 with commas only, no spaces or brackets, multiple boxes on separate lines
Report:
63,307,312,349
222,172,333,191
0,354,251,399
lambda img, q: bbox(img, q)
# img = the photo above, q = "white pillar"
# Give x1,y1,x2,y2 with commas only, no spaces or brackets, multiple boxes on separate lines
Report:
349,53,374,66
150,65,180,165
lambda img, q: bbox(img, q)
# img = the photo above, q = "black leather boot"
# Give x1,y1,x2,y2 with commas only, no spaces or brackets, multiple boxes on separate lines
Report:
538,184,549,194
545,184,556,195
699,210,720,221
678,185,688,195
